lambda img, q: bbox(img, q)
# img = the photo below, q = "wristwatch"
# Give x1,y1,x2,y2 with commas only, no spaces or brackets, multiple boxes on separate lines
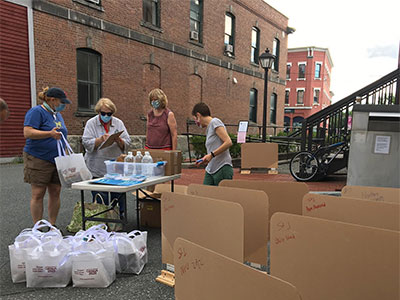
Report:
211,151,216,158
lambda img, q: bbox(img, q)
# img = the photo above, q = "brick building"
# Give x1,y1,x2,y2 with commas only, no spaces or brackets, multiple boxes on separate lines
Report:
284,47,333,128
0,0,291,158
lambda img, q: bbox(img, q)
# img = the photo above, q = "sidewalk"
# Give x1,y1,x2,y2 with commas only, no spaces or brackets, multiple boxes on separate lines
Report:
175,165,347,192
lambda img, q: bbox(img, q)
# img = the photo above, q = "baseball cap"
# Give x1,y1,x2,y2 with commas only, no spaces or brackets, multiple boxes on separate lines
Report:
46,87,71,104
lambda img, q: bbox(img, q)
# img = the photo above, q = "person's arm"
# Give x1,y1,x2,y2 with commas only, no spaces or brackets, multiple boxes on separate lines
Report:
24,126,61,140
167,111,178,150
82,120,108,152
199,126,232,164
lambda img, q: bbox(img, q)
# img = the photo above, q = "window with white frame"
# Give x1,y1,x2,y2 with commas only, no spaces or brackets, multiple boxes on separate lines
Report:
250,27,260,64
285,89,290,105
286,63,291,80
315,62,322,79
224,13,235,52
143,0,160,28
296,89,305,104
298,62,306,79
313,88,320,104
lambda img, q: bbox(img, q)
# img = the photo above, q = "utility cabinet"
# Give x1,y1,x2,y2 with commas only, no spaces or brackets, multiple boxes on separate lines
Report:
347,105,400,188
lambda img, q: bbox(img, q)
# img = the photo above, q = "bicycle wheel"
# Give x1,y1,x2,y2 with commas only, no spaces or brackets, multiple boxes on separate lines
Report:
289,151,319,182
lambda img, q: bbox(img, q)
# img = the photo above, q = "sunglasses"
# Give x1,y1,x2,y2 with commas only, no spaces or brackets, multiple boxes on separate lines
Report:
100,111,113,116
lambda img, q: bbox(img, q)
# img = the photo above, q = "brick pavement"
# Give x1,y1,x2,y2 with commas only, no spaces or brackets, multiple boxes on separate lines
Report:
174,167,346,191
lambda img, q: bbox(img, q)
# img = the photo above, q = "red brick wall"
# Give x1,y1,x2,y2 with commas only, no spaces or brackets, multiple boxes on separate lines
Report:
33,0,288,135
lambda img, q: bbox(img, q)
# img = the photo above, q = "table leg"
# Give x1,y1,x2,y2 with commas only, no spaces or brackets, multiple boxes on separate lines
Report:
80,190,86,230
171,180,174,192
136,189,140,230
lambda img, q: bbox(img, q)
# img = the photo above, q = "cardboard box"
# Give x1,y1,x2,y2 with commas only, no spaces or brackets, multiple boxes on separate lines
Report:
140,200,161,228
117,149,182,176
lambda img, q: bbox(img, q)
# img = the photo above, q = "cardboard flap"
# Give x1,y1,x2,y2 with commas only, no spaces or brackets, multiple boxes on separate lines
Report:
303,193,400,231
187,184,269,265
161,192,244,265
241,143,278,169
342,185,400,203
220,180,308,218
174,238,302,300
270,212,400,300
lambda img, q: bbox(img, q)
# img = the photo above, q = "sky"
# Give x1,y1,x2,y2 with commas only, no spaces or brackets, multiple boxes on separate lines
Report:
264,0,400,102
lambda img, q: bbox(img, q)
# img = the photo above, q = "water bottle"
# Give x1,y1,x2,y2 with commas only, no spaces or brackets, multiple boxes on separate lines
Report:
141,151,153,176
135,151,143,175
123,151,135,178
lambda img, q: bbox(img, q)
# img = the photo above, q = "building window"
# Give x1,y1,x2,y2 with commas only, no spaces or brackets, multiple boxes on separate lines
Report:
285,89,290,105
249,88,257,123
250,27,260,64
143,0,160,28
270,93,277,124
284,116,290,128
315,62,321,79
293,116,304,128
190,0,203,42
298,63,306,79
297,89,304,104
286,63,291,79
224,13,235,54
313,89,320,104
77,48,101,111
272,38,280,71
83,0,101,5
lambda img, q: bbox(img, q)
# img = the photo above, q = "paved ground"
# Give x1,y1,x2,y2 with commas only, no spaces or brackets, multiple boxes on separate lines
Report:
0,162,346,299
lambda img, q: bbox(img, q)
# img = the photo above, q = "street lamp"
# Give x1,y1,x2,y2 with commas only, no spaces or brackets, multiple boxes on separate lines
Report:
259,48,276,142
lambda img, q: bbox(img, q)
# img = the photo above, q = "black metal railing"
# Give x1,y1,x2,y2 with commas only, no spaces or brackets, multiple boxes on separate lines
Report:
290,68,399,151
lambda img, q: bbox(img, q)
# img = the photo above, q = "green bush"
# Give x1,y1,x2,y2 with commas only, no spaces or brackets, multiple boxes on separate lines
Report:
189,134,241,159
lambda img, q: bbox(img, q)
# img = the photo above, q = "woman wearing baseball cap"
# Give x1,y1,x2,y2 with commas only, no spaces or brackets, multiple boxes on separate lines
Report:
23,86,71,230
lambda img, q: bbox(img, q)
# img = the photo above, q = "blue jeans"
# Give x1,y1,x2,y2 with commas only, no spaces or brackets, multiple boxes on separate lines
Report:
91,191,126,214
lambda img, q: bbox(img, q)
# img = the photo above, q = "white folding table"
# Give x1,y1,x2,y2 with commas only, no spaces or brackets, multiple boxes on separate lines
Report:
71,174,181,230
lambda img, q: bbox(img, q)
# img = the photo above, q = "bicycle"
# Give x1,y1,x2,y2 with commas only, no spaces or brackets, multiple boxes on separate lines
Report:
289,141,349,182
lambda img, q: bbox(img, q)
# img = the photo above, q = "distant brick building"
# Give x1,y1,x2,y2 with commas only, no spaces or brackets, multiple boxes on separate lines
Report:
1,0,291,158
284,47,333,128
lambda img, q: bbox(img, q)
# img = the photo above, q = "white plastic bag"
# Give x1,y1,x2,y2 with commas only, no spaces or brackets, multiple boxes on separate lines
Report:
71,234,116,288
55,133,92,188
112,230,148,274
9,220,61,283
25,240,72,288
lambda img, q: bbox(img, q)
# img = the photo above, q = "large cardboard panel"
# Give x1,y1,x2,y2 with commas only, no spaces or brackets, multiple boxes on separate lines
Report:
187,184,269,265
174,238,301,300
241,143,278,169
220,180,308,218
271,212,400,300
342,185,400,203
303,193,400,231
161,192,244,265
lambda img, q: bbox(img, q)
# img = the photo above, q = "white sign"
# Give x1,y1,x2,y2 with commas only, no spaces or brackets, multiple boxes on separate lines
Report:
374,135,391,154
238,121,249,132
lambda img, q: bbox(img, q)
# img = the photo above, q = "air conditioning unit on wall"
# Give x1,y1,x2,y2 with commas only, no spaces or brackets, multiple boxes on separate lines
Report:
190,31,199,41
225,44,234,53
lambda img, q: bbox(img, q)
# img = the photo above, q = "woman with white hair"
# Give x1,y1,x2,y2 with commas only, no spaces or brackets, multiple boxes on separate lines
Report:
82,98,131,218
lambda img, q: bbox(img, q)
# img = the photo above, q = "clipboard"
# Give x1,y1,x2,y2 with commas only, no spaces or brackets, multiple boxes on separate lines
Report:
98,130,123,150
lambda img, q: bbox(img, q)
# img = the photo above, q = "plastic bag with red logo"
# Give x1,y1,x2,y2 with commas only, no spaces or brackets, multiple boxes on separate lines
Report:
111,230,148,274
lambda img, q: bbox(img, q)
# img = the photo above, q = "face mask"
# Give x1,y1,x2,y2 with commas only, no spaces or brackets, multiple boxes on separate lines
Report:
151,100,161,109
100,115,112,123
55,103,66,112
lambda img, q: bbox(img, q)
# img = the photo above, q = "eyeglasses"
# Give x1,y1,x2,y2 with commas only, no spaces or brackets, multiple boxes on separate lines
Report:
100,111,113,116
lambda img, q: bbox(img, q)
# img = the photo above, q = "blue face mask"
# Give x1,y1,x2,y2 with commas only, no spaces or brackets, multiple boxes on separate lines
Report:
100,115,112,123
151,100,161,109
55,103,66,112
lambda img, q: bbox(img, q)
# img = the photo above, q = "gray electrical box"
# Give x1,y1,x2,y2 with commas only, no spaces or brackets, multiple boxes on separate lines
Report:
347,105,400,188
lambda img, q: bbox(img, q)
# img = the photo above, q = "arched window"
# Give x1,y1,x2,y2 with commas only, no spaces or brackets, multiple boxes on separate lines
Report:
190,0,203,43
270,92,277,124
250,27,260,64
249,88,257,123
224,13,235,54
293,116,304,128
77,48,101,110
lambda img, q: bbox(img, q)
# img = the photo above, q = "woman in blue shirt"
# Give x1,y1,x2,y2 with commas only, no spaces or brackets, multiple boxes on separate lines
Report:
23,86,71,228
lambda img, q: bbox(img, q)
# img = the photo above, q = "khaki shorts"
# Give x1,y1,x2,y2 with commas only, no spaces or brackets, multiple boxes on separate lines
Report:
23,152,60,186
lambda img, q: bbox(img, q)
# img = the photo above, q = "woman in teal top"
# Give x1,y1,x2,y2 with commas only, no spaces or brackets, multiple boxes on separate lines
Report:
23,86,71,228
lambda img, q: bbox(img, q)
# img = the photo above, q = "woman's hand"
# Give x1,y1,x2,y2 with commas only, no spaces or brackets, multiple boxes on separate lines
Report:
94,133,109,150
196,153,212,166
49,127,62,140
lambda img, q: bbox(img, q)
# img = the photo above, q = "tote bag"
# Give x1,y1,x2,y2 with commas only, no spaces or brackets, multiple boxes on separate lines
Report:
55,133,92,188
